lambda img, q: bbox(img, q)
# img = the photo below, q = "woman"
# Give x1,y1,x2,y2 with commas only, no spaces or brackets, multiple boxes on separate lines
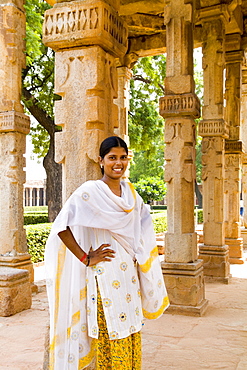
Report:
45,136,169,370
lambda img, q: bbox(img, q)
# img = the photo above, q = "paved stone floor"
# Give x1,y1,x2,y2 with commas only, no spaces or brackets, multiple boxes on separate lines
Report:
0,257,246,370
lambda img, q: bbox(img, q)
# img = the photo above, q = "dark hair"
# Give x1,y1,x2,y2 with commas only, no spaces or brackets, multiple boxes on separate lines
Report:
99,136,128,158
99,136,128,175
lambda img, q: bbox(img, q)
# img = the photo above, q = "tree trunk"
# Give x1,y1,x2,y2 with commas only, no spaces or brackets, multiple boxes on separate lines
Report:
43,133,62,222
195,180,203,209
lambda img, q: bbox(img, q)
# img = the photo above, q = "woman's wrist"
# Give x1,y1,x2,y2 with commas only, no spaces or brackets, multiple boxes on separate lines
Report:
79,252,88,264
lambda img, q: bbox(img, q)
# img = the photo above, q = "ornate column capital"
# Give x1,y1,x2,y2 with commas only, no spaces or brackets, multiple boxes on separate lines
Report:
159,93,200,119
198,119,229,138
42,0,128,57
0,111,30,135
225,140,243,154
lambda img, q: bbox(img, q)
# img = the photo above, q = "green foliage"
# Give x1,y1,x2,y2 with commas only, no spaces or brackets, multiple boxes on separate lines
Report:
133,177,166,203
23,0,55,158
129,56,166,181
25,223,52,263
196,209,203,224
24,213,49,225
152,216,167,233
24,206,48,213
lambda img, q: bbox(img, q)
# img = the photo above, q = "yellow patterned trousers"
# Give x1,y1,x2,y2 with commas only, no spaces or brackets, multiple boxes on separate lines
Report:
96,289,142,370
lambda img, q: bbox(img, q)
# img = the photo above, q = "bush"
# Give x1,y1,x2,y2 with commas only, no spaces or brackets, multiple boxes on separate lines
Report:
133,177,166,203
24,206,48,213
24,213,49,225
152,216,167,233
196,209,203,224
25,223,52,263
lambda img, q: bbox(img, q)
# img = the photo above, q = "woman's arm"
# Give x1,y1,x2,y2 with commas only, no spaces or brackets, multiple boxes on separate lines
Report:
58,227,115,266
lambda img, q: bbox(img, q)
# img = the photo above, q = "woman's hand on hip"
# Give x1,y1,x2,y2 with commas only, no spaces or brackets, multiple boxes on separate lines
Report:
87,244,115,266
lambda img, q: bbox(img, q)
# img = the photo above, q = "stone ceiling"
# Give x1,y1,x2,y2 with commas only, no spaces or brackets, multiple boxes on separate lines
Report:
44,1,247,53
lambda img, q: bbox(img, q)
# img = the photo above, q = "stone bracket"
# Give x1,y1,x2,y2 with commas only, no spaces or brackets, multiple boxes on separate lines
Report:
225,140,243,153
0,111,30,135
159,93,200,119
43,0,128,57
198,119,229,138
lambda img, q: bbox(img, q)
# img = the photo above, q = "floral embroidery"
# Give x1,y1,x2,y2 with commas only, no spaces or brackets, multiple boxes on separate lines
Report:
119,312,127,321
81,192,90,201
91,294,96,303
154,300,159,309
137,289,141,297
131,276,137,284
92,326,98,336
81,324,87,332
97,266,104,275
71,331,79,340
109,331,119,339
135,307,140,316
129,326,136,334
103,298,112,307
68,354,75,363
112,280,121,289
148,290,154,297
120,262,128,271
79,344,84,353
158,279,162,288
126,293,131,303
87,307,91,316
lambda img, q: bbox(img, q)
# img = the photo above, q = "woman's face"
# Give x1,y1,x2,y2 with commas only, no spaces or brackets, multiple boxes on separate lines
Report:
99,147,128,180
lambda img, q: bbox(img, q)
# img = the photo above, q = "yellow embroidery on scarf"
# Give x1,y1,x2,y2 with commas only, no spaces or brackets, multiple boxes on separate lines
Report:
124,182,136,213
139,246,159,273
79,339,96,369
142,296,170,320
49,243,67,369
71,310,81,326
80,286,87,300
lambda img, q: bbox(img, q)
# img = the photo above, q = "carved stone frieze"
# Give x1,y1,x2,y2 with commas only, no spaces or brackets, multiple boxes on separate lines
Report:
225,140,243,153
0,111,30,135
198,119,229,138
160,93,200,119
43,0,128,57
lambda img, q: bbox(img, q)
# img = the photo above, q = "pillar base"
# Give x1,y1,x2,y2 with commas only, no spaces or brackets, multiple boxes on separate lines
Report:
0,267,32,317
198,244,230,283
0,253,34,282
225,238,244,264
240,228,247,249
162,259,208,316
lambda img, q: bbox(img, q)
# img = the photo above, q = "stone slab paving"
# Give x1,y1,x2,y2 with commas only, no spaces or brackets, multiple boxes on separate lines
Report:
0,261,246,370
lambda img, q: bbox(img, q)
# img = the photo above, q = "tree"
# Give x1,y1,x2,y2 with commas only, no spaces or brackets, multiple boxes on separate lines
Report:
129,55,166,181
133,177,166,204
23,0,62,221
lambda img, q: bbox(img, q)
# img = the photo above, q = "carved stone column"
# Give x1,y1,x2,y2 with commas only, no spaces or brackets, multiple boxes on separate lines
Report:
43,0,128,201
224,34,244,264
159,0,208,315
241,70,247,247
198,11,230,281
0,0,32,315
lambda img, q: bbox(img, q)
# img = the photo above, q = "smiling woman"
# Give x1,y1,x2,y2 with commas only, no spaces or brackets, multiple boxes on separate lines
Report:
45,136,169,370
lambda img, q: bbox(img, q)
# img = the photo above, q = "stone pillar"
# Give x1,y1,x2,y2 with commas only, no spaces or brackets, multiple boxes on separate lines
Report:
241,70,247,247
198,13,230,281
42,0,128,201
0,0,32,315
159,0,208,315
224,34,244,264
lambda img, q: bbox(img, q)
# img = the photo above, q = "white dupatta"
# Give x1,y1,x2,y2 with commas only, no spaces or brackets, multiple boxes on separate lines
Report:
45,180,169,369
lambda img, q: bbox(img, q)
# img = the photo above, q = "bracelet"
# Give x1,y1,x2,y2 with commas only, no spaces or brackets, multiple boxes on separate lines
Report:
86,255,90,267
80,253,87,263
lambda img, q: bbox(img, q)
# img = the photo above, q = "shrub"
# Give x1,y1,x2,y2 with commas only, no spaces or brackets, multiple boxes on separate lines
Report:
196,209,203,224
24,206,48,213
152,216,167,233
24,213,49,225
133,177,166,203
25,223,52,263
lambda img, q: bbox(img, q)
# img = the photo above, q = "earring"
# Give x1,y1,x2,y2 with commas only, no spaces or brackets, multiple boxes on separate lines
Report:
100,165,103,169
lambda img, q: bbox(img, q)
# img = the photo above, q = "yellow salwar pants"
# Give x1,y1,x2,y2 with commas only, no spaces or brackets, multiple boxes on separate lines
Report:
95,288,142,370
